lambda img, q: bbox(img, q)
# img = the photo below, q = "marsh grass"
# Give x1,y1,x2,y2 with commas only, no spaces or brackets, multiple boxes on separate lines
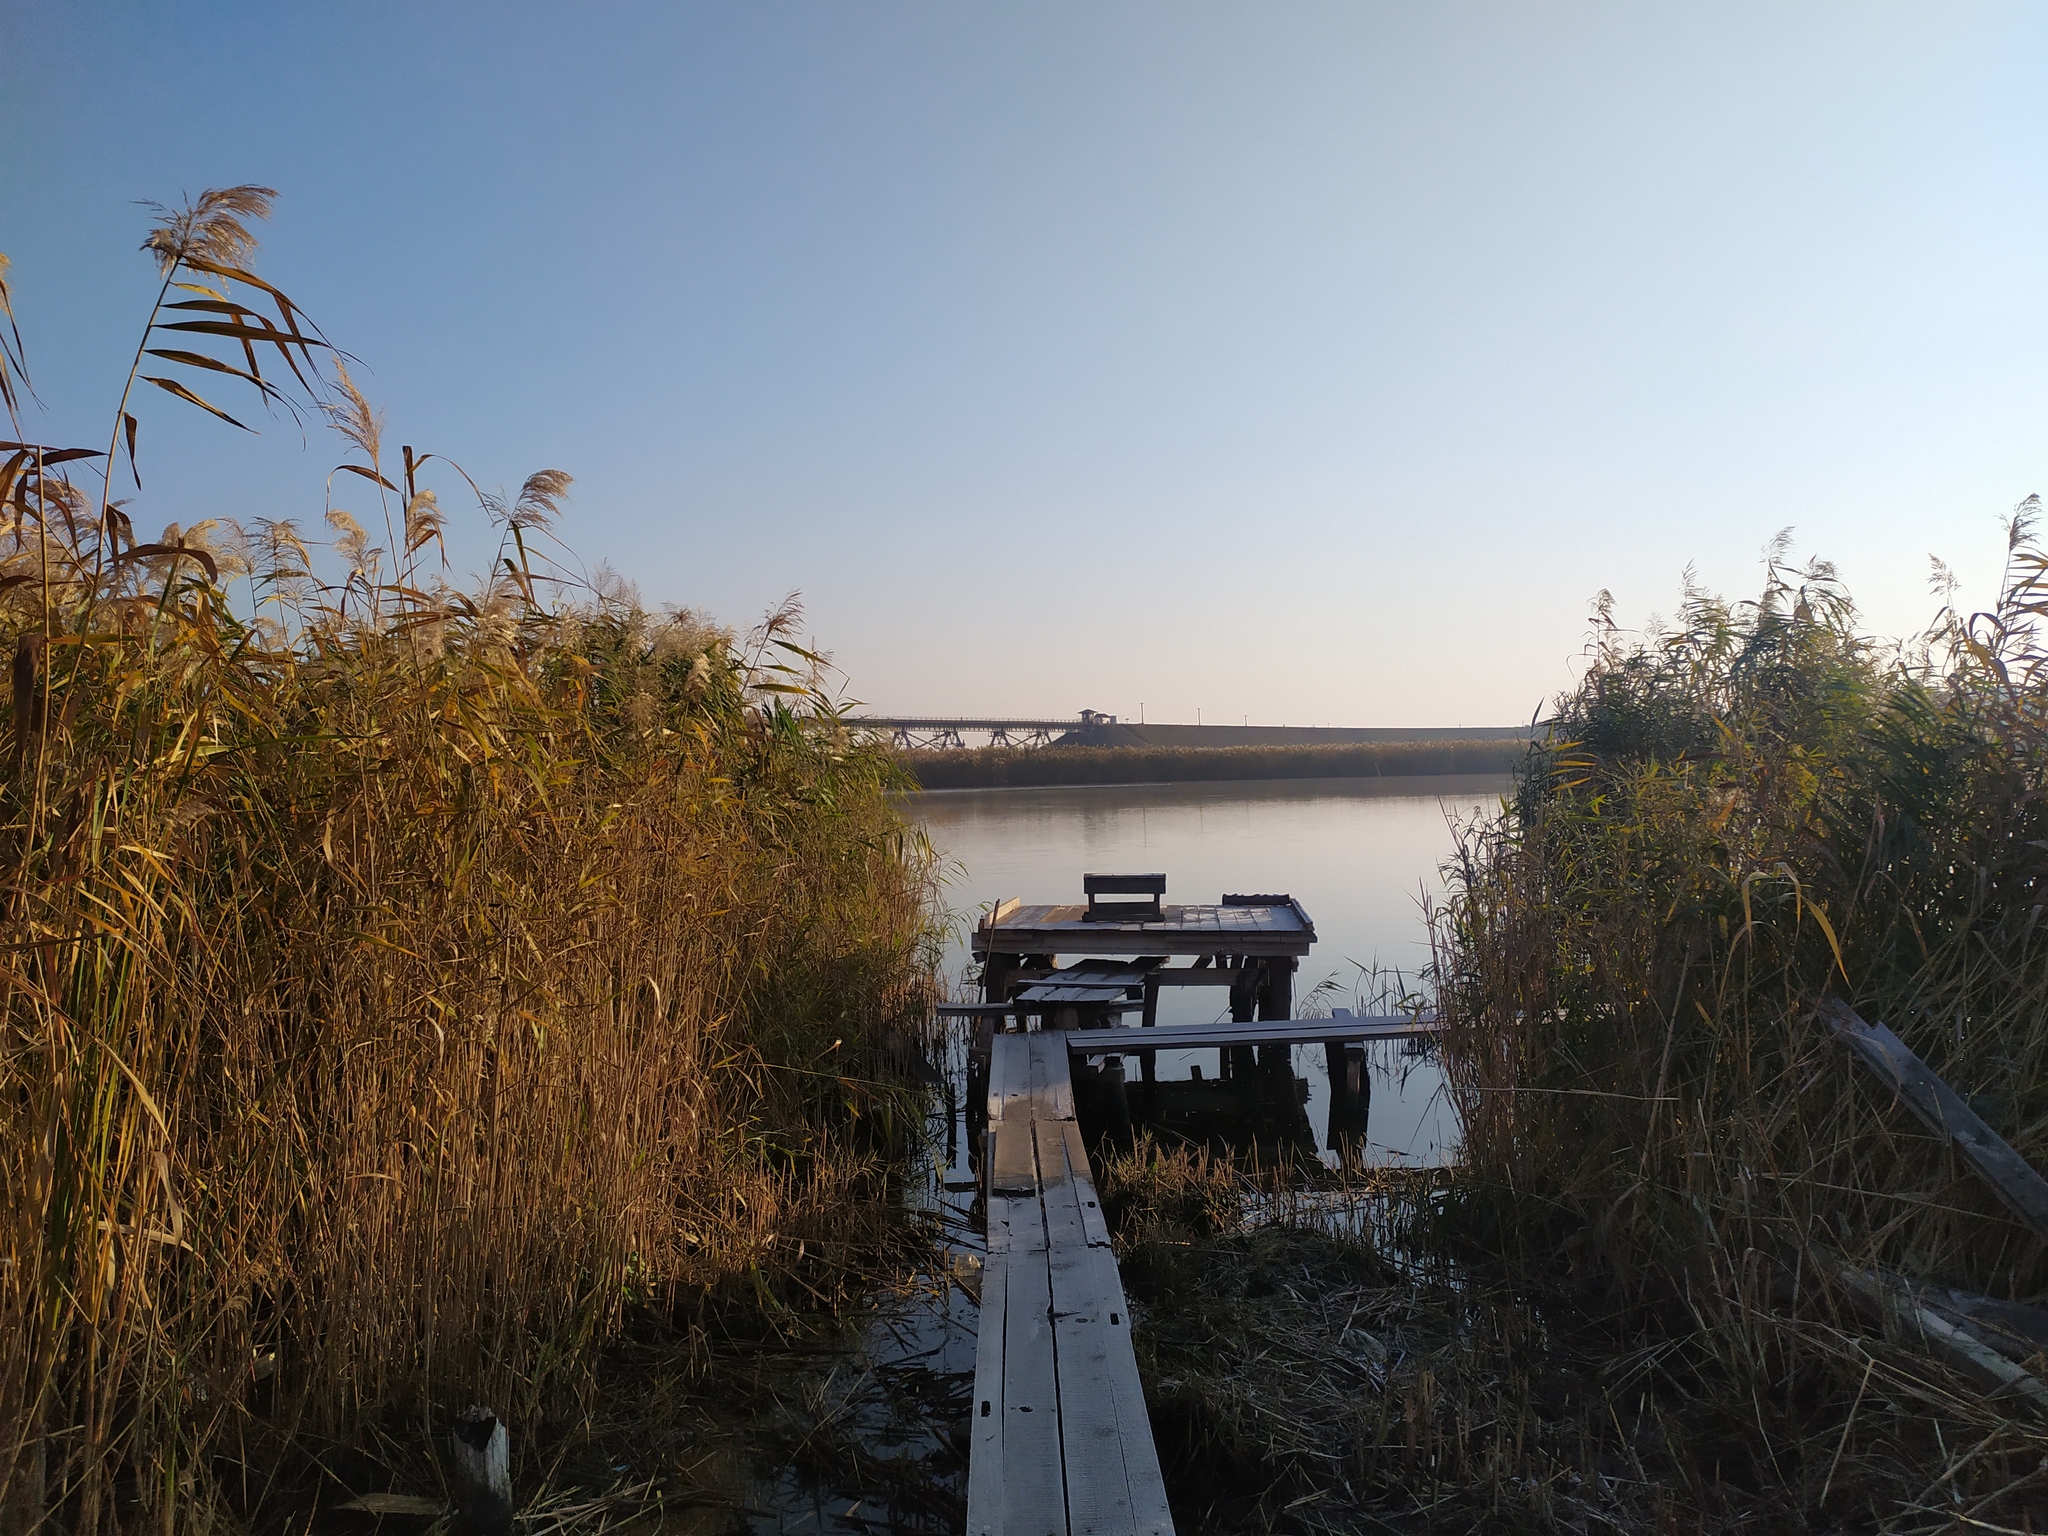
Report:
1102,1143,2048,1532
1421,527,2048,1526
1086,528,2048,1529
0,194,941,1533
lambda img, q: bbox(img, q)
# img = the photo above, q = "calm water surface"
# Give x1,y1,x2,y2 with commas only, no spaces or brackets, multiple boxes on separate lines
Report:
906,773,1509,1168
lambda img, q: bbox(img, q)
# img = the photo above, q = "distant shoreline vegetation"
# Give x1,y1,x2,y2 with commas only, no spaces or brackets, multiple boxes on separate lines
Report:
902,737,1530,789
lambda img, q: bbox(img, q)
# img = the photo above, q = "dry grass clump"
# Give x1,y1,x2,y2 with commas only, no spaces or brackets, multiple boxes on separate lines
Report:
1431,528,2048,1523
0,194,940,1532
1103,1149,2048,1533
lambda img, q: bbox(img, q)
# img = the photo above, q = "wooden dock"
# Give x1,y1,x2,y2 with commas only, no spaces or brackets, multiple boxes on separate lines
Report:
964,877,1403,1532
970,1029,1174,1536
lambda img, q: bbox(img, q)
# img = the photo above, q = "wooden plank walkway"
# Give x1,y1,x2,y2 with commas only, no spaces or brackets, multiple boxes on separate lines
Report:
972,1030,1175,1536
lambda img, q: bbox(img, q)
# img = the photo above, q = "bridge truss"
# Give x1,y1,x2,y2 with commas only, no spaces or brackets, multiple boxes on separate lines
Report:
847,711,1117,750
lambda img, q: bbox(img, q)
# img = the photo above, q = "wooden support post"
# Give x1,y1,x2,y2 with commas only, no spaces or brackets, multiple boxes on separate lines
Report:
1325,1043,1370,1167
1226,958,1258,1081
981,952,1016,1006
1101,1055,1134,1151
1138,977,1159,1086
1252,958,1295,1098
450,1406,513,1536
967,1017,994,1173
1257,956,1294,1021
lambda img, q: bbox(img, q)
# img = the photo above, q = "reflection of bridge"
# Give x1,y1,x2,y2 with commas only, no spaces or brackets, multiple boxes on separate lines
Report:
847,711,1117,750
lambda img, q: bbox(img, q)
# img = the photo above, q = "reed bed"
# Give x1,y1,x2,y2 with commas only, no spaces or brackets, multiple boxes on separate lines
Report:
0,192,941,1533
905,738,1525,790
1423,531,2048,1526
1090,532,2048,1529
1103,1141,2048,1532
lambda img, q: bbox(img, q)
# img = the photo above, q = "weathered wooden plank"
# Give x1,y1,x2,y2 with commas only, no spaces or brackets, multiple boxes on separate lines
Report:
991,1122,1039,1197
1838,1263,2048,1412
1822,999,2048,1245
1036,1118,1089,1252
1049,1244,1140,1536
1016,984,1144,1005
989,1192,1047,1256
1000,1254,1067,1536
972,1004,1177,1536
1066,1018,1438,1054
1059,1120,1114,1249
1029,1031,1079,1121
990,1032,1035,1126
1094,1260,1174,1536
967,1254,1010,1536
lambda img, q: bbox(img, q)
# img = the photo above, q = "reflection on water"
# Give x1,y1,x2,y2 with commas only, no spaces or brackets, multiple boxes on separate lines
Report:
907,774,1509,1168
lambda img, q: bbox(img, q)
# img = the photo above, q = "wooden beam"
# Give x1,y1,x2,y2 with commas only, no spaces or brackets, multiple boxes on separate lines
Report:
1821,999,2048,1245
966,1256,1009,1532
971,1020,1176,1536
1065,1016,1438,1055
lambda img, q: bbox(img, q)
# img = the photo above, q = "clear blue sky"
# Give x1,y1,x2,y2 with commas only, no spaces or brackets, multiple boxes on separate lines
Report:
7,3,2047,725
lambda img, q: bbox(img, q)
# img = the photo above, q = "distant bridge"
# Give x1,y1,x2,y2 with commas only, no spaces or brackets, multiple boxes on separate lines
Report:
845,713,1533,751
846,711,1117,750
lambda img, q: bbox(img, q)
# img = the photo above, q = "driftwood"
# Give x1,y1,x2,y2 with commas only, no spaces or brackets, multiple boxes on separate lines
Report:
1819,999,2048,1244
449,1405,513,1536
1837,1267,2048,1413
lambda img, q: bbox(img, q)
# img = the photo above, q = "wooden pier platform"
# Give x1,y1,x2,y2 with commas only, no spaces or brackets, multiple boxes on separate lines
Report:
969,1030,1174,1536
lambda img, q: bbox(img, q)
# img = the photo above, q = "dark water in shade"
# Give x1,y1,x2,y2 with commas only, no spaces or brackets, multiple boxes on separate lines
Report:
907,772,1510,1169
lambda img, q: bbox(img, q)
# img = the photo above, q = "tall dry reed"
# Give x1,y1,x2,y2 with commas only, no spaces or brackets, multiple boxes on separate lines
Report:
1432,527,2048,1521
0,191,940,1533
